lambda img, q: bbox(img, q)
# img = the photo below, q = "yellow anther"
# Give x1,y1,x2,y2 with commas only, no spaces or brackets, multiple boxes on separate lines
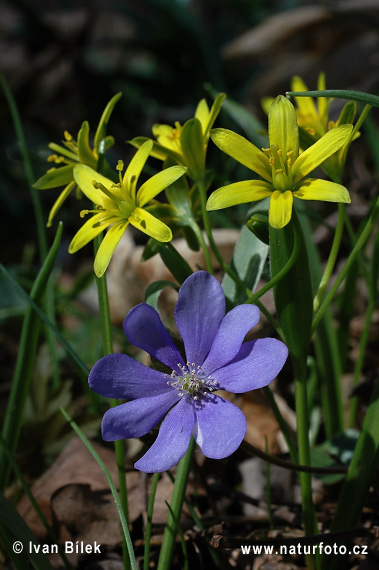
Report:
64,131,73,141
47,154,58,162
277,149,282,157
276,168,283,174
305,127,315,135
269,157,275,166
80,210,89,218
286,158,292,168
262,147,271,154
287,150,294,157
328,121,336,130
116,160,124,172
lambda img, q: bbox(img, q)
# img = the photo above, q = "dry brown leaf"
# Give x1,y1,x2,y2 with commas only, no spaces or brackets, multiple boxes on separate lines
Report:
17,437,140,539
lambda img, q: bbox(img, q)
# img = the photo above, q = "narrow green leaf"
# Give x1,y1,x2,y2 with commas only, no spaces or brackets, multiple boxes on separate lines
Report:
287,89,379,109
145,280,179,311
0,493,53,569
0,223,63,491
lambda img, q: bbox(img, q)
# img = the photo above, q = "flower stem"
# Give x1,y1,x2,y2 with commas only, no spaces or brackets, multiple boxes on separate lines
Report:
144,473,160,570
157,437,196,570
196,177,251,295
93,234,130,570
313,203,345,313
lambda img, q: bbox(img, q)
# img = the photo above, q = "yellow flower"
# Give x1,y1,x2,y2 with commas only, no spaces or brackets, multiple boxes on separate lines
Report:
69,141,187,277
292,73,331,138
206,95,353,229
130,93,226,180
33,93,121,227
291,74,358,182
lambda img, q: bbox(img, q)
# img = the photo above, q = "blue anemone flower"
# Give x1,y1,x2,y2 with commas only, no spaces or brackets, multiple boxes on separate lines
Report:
89,271,288,473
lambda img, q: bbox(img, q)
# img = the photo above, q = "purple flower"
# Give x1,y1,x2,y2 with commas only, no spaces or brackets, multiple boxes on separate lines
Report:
89,271,288,473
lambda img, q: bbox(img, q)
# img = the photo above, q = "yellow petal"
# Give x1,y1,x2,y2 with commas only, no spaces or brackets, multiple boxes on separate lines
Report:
194,98,209,133
73,165,114,204
68,212,118,253
138,165,187,207
292,124,353,184
94,220,128,277
269,190,293,229
206,181,272,210
129,207,172,242
293,178,351,203
47,181,76,227
211,128,271,182
123,140,153,200
291,76,318,121
268,96,299,159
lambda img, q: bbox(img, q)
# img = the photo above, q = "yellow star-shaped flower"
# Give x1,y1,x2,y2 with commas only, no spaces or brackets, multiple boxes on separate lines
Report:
69,141,187,276
130,93,225,180
206,95,353,229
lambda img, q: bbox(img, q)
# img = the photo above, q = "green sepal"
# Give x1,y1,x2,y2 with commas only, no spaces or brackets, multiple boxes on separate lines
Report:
337,100,356,126
203,92,226,134
94,92,122,153
33,164,74,189
180,117,205,179
247,213,270,245
269,209,313,360
77,121,96,167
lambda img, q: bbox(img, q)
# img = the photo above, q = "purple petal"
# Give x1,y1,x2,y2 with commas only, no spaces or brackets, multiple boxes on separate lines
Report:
202,304,260,374
174,271,225,366
193,395,246,459
101,391,179,440
213,338,288,393
134,397,196,472
123,303,184,370
89,353,172,399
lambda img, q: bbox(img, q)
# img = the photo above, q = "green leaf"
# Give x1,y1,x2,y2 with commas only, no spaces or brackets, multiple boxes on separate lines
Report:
222,223,269,306
269,209,313,361
287,88,379,108
145,280,179,311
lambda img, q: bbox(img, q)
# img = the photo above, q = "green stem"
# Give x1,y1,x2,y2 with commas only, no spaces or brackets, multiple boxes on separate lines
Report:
293,357,319,570
144,473,160,570
196,177,251,295
246,219,301,306
313,203,345,312
157,437,196,570
189,220,213,274
323,379,379,570
312,195,379,333
93,234,130,570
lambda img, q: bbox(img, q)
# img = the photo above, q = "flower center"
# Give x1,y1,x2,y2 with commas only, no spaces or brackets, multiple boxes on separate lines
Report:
263,145,294,192
166,362,218,401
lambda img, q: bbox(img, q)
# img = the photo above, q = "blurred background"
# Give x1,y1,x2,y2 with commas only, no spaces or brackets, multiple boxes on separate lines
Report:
2,0,379,263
